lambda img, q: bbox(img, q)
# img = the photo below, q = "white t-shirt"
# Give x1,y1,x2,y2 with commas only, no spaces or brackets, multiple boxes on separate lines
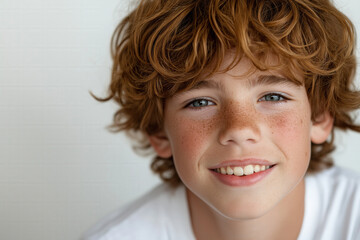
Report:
298,166,360,240
82,184,195,240
82,166,360,240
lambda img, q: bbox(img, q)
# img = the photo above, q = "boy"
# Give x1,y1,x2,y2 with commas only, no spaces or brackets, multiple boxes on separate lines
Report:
84,0,360,239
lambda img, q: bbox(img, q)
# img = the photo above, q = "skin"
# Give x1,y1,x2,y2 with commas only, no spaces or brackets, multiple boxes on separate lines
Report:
149,54,333,240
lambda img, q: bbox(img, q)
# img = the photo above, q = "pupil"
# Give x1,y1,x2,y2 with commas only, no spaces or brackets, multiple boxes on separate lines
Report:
266,95,279,101
197,100,206,106
193,99,207,107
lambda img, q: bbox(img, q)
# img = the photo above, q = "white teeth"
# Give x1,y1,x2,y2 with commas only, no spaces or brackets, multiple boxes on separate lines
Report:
216,164,272,176
226,166,234,175
244,165,254,175
233,167,244,176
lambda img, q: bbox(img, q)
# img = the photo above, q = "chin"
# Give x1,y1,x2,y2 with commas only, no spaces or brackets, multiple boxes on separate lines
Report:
211,199,274,221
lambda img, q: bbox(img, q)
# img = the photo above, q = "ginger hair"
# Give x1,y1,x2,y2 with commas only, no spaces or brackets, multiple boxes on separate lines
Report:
96,0,360,186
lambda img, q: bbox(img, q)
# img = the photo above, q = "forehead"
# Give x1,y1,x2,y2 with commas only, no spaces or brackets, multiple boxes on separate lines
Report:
194,54,303,89
192,74,300,91
209,50,300,76
169,52,304,97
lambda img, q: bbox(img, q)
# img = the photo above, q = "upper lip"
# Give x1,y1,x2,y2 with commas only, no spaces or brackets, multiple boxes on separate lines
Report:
209,159,276,169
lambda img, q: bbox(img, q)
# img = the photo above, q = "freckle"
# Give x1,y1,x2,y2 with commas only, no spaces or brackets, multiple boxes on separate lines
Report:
181,135,186,145
275,116,287,128
204,117,216,134
221,100,260,132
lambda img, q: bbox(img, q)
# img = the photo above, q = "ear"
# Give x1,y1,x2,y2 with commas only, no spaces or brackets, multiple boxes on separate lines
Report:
148,131,172,158
310,111,334,144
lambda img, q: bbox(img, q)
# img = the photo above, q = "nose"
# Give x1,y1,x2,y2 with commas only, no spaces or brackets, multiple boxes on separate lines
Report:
218,103,261,146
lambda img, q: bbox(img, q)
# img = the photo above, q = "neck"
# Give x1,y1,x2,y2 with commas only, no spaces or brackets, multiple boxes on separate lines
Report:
187,180,305,240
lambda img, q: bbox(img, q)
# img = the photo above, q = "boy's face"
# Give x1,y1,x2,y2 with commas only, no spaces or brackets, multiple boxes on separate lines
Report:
150,54,333,220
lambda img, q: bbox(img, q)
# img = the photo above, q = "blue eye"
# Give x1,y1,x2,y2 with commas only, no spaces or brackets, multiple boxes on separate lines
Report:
187,99,215,108
259,93,286,102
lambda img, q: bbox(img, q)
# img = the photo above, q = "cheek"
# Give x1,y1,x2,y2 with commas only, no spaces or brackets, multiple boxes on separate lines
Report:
168,116,216,159
268,109,310,140
267,109,312,167
165,115,218,183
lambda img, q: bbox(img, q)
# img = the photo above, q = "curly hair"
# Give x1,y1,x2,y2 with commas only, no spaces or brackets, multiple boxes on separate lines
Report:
96,0,360,186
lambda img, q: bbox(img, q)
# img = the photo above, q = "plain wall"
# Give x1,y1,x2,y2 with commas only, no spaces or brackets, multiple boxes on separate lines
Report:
0,0,359,239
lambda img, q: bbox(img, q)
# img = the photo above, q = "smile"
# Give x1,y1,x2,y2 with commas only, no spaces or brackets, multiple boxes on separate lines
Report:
215,165,271,176
210,163,276,187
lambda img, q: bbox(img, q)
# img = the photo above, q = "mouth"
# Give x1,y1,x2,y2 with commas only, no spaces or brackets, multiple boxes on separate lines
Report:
209,164,277,187
209,162,276,187
210,164,276,177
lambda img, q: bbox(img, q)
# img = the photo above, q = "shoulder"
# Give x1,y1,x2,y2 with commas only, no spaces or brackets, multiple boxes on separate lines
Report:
301,166,360,240
307,166,360,197
306,166,360,211
81,183,194,240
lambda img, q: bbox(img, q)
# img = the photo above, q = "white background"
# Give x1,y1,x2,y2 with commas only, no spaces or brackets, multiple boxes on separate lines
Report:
0,0,359,239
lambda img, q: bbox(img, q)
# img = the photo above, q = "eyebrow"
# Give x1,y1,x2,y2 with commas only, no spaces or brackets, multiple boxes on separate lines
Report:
249,75,301,88
191,74,300,91
191,79,225,91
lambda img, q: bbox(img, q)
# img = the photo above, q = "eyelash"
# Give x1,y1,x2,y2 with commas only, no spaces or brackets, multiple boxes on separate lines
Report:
185,93,288,109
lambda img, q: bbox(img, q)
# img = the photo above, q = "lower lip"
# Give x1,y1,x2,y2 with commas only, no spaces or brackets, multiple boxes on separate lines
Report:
210,166,275,187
